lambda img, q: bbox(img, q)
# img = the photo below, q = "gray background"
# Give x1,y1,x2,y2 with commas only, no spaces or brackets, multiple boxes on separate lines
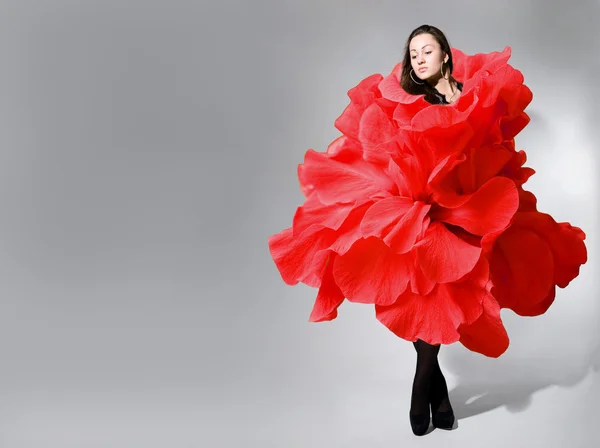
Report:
0,0,598,446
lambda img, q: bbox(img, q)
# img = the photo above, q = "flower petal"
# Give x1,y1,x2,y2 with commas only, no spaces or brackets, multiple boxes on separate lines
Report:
359,103,401,163
327,201,374,255
386,157,412,197
333,237,411,305
512,212,587,288
360,197,414,239
375,257,488,344
308,254,346,322
425,152,468,207
416,222,482,283
458,292,509,358
488,227,554,315
323,135,362,159
300,149,395,205
268,225,336,287
409,251,436,296
292,195,357,237
378,63,422,104
408,89,478,132
390,153,428,200
334,74,384,141
454,144,515,194
452,46,511,86
433,177,519,236
383,201,431,254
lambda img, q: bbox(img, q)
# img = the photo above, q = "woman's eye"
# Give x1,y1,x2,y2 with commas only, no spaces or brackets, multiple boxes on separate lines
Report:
426,51,432,55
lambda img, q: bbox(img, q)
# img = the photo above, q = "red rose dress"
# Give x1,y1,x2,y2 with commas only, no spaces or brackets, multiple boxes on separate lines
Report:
267,47,587,358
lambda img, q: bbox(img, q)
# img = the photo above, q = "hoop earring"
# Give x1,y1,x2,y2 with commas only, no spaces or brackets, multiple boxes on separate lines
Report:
440,61,449,79
410,69,425,85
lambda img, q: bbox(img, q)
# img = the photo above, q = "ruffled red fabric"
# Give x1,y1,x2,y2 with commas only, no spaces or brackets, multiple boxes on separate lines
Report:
268,46,587,358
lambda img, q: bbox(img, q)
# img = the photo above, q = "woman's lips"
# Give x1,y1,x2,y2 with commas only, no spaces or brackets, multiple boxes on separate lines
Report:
418,67,428,72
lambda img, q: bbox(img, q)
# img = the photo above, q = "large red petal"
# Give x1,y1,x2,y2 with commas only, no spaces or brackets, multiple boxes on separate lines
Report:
375,288,461,344
308,254,346,322
359,103,401,163
334,74,384,140
298,139,367,198
499,113,530,141
425,152,468,208
378,65,428,128
451,46,511,82
327,201,374,256
384,201,431,253
300,149,395,204
409,250,436,296
360,197,414,239
552,222,588,286
386,157,411,197
375,258,487,344
416,222,482,283
454,144,515,194
378,63,422,104
414,121,475,165
458,292,509,358
433,177,519,236
408,89,478,132
268,225,336,286
292,196,357,237
488,227,554,315
360,197,430,253
390,153,428,200
323,135,363,159
512,212,587,288
333,237,411,305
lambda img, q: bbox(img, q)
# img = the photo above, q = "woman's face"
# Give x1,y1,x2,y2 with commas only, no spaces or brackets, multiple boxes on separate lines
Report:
409,33,448,81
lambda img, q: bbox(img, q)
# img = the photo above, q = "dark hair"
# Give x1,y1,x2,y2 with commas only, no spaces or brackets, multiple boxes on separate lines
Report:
400,24,458,104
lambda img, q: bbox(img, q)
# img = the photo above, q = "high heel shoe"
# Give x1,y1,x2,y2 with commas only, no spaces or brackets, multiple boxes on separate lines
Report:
432,408,454,430
429,364,455,430
409,411,430,436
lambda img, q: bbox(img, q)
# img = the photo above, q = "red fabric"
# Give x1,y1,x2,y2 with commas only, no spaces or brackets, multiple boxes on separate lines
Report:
268,46,587,357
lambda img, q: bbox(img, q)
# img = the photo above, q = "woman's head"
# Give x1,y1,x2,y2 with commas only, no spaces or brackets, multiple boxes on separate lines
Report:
400,25,457,100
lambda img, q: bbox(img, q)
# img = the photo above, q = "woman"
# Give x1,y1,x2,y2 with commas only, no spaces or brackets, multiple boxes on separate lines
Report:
402,25,462,106
267,24,587,437
399,25,465,436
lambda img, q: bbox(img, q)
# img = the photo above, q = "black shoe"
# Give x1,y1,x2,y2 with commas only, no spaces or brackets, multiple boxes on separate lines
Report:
432,409,454,430
409,411,430,436
429,364,455,430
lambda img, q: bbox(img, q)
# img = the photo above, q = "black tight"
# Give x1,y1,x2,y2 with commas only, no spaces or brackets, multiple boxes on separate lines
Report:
410,339,452,417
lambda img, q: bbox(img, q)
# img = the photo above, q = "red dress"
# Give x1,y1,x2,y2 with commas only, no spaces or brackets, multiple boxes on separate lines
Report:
267,46,587,358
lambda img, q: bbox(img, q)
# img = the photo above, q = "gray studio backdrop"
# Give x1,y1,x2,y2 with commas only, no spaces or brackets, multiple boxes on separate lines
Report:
0,1,597,447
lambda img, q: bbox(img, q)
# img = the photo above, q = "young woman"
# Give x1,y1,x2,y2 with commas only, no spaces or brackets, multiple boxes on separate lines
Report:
402,25,462,106
268,24,587,437
400,25,464,436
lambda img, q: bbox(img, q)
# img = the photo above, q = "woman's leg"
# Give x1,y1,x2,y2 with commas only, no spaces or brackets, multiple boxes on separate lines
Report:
420,343,454,429
409,339,440,434
430,357,453,414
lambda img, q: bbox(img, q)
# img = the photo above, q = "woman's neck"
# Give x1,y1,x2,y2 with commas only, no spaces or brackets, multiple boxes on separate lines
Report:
429,76,455,96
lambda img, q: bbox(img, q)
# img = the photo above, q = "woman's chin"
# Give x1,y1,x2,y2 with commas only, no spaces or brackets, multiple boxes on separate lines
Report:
417,72,433,82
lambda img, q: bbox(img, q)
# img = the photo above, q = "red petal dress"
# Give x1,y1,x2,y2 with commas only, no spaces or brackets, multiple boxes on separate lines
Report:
267,47,587,358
